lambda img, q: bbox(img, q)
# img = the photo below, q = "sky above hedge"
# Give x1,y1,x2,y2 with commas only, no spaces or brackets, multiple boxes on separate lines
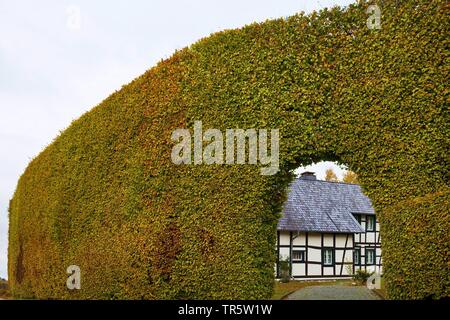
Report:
0,0,354,279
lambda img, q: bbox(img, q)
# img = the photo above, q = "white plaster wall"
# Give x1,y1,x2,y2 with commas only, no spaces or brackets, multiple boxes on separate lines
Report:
308,233,321,246
279,232,290,246
292,264,305,276
366,265,376,273
292,233,306,246
308,264,321,276
337,264,353,275
335,249,344,262
276,226,382,279
335,234,347,247
308,248,321,262
279,247,290,260
323,267,334,276
323,234,333,247
343,249,353,262
376,248,382,256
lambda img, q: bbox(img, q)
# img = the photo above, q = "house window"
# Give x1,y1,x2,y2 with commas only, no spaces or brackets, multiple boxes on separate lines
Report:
353,214,361,224
292,250,305,262
322,248,334,266
366,215,375,231
366,249,375,265
354,248,361,265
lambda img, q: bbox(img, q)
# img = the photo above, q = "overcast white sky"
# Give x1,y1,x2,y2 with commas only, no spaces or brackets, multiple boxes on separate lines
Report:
0,0,354,279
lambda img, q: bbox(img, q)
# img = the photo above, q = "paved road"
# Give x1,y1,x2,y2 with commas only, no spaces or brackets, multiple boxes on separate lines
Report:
285,285,381,300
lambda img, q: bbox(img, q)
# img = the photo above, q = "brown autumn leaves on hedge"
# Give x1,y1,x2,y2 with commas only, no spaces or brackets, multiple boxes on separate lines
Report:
8,0,449,299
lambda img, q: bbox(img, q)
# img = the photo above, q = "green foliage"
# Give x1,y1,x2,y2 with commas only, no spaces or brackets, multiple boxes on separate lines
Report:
353,269,374,285
325,168,339,182
0,278,9,298
382,190,450,299
342,171,358,184
8,0,449,299
279,258,290,283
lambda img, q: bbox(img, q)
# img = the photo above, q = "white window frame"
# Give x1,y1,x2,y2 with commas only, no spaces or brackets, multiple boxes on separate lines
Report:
366,249,375,265
322,248,334,266
292,250,305,262
366,215,375,231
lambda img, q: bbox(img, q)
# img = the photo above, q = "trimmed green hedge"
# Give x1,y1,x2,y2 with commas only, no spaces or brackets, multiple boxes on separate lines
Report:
383,190,450,299
8,0,449,299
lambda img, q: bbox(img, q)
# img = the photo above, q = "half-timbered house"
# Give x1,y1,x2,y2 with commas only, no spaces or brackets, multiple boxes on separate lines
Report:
276,172,382,279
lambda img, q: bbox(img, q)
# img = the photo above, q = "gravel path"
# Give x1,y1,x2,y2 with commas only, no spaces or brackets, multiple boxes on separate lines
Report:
285,285,381,300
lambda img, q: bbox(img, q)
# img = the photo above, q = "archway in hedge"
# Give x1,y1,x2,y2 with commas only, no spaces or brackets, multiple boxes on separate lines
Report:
8,1,448,299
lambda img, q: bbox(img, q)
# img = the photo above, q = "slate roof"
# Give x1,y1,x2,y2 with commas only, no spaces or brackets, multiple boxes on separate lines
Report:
278,176,375,233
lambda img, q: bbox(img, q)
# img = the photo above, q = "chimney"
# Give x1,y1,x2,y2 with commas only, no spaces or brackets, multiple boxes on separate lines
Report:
300,171,316,180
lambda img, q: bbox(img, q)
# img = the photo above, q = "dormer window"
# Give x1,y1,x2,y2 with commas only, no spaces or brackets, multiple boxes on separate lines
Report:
353,214,361,224
366,215,375,231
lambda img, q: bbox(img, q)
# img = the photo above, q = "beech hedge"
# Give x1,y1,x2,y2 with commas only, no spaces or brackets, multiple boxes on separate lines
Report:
8,0,449,299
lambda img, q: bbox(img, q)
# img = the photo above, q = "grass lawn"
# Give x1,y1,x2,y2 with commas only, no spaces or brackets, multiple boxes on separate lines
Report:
272,279,356,300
